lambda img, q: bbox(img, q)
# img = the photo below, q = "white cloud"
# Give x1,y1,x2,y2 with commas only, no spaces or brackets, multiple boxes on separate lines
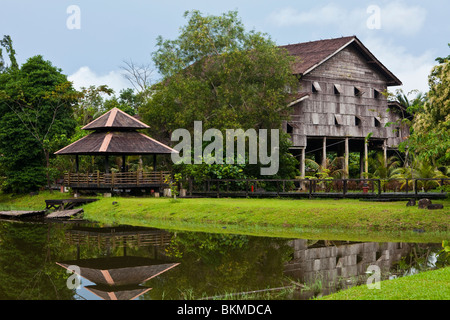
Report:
68,66,131,95
381,2,427,36
268,1,426,36
268,4,361,29
363,37,435,94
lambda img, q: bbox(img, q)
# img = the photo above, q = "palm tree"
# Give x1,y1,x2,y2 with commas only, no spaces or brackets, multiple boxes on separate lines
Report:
369,153,401,179
393,89,426,116
305,157,345,179
391,159,447,191
369,153,401,192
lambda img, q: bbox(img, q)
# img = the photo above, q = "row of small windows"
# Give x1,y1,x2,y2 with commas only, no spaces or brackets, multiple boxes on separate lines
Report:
334,115,381,127
312,81,383,98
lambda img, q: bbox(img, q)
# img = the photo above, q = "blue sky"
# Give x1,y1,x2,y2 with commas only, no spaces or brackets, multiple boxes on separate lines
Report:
1,0,449,96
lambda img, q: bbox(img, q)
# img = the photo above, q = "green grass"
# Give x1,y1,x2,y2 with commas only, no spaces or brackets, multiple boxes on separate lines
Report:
1,192,449,242
80,195,450,242
318,266,450,300
0,191,72,211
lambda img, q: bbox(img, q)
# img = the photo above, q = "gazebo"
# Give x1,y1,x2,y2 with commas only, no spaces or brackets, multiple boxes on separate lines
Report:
55,107,177,193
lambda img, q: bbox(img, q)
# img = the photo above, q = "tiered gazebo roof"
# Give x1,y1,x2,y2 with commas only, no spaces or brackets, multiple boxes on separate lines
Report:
55,107,176,156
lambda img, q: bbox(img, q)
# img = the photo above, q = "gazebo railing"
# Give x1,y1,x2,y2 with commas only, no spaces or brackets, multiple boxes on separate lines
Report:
64,171,171,188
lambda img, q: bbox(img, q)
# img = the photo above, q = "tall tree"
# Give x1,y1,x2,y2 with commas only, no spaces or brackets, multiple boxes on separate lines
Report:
0,53,77,192
144,10,298,136
141,10,299,178
0,35,18,71
408,46,450,165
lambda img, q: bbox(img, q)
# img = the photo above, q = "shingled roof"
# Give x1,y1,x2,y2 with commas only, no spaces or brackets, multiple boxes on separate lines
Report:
82,107,150,131
280,36,402,86
55,107,177,155
55,131,176,155
57,257,179,287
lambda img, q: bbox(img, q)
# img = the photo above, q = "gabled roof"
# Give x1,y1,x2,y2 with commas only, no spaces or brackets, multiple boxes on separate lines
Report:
82,107,150,131
280,36,402,86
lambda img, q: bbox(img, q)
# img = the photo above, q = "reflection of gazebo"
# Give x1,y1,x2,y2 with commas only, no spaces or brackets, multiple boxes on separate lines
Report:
57,225,179,300
57,257,179,300
55,107,177,193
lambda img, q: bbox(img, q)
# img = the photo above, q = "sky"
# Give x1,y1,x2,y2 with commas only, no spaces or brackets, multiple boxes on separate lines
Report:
1,0,449,96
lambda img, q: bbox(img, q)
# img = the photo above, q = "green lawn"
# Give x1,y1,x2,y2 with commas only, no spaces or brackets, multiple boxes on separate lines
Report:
318,266,450,300
1,191,449,242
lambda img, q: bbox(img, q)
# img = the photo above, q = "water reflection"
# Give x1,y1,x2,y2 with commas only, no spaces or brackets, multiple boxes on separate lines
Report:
56,226,179,300
0,219,444,300
284,240,435,299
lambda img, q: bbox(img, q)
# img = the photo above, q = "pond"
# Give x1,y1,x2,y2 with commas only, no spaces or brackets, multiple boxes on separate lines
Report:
0,218,445,300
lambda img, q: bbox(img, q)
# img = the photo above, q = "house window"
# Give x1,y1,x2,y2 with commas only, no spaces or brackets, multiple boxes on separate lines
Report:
374,89,381,99
312,81,322,93
287,123,294,134
354,87,364,97
334,114,343,126
334,84,342,95
374,117,381,127
355,116,362,126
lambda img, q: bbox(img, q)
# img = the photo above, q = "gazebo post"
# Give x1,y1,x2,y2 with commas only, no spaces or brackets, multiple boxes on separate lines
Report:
122,155,126,172
75,155,79,173
105,155,110,173
153,154,157,172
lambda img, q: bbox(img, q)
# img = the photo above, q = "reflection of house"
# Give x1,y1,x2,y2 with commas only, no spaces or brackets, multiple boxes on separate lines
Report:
281,36,405,178
57,225,178,300
284,240,412,291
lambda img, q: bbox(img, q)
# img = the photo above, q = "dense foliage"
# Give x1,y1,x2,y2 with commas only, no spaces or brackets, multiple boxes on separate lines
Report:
0,21,449,194
0,49,77,193
142,10,299,179
408,47,450,166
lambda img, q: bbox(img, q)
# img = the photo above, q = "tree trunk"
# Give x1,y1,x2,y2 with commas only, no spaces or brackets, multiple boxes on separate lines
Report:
45,149,52,192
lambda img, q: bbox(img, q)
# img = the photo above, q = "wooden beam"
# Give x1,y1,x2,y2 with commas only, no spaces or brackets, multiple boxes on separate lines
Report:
300,147,305,179
122,155,126,172
105,155,110,173
344,137,349,178
322,137,327,168
364,139,369,179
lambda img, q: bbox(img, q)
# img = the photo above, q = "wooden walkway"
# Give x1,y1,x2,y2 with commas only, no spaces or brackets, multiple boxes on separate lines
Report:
0,199,93,220
45,198,98,210
46,208,84,219
0,210,46,218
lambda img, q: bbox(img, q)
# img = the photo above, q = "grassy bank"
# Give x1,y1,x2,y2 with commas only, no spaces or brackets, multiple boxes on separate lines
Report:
1,192,449,242
318,266,450,300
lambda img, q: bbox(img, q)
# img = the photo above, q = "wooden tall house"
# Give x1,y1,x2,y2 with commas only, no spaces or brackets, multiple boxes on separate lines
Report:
280,36,406,178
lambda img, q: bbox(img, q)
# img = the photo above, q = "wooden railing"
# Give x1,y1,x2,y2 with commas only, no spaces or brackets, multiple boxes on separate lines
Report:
184,177,450,199
64,171,171,188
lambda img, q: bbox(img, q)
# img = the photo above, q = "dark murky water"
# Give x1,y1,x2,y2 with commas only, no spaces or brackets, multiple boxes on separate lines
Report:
0,218,445,300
